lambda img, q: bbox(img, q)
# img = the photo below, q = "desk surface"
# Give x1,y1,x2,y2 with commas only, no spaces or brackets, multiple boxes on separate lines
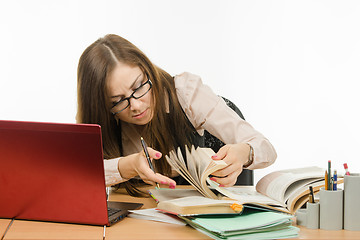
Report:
2,186,360,239
0,219,11,238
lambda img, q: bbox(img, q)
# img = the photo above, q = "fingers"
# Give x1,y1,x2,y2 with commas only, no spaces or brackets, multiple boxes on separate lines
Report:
140,170,176,189
210,170,240,187
210,143,249,187
138,148,176,188
146,147,162,160
211,145,229,160
210,156,243,187
212,164,235,177
155,173,176,189
212,153,243,177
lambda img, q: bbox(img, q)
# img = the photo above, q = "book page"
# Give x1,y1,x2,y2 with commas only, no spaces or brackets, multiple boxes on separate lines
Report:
207,180,283,207
185,145,202,186
200,159,227,199
256,166,325,204
165,146,222,199
165,150,207,196
286,178,323,205
222,187,284,207
175,147,187,166
158,196,237,207
149,188,203,202
283,178,322,202
156,196,240,215
128,208,186,225
287,177,344,213
192,147,214,175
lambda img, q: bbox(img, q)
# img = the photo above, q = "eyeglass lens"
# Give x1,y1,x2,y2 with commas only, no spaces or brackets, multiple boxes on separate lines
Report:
112,80,151,113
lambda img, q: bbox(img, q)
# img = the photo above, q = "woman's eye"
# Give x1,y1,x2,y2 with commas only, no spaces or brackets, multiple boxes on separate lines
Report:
138,80,145,88
134,82,143,91
112,99,122,105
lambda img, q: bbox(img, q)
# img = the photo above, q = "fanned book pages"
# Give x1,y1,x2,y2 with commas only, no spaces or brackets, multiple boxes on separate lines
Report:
155,156,344,215
165,145,227,199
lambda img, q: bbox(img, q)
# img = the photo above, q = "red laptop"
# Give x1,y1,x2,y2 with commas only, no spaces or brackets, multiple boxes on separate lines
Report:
0,120,142,226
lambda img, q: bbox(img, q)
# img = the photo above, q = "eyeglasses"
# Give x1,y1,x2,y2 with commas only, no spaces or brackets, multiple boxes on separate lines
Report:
111,78,152,115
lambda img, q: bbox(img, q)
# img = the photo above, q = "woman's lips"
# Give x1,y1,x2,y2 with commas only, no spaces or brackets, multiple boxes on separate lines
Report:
133,109,148,119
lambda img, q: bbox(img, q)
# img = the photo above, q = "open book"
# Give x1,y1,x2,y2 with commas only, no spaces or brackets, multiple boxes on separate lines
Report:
211,166,344,214
165,145,227,199
163,146,343,214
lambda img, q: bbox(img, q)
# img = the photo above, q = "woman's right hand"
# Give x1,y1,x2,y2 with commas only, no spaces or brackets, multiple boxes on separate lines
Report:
117,147,176,189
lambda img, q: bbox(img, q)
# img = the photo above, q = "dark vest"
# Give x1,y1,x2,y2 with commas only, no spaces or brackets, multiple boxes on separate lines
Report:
173,97,253,186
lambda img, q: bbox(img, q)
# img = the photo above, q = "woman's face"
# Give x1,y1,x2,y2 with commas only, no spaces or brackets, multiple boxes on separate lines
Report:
107,62,153,125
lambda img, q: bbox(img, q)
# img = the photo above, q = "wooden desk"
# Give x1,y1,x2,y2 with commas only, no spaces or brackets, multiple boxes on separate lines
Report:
107,187,360,240
294,226,360,239
4,220,103,240
106,187,206,240
0,219,11,238
2,186,360,239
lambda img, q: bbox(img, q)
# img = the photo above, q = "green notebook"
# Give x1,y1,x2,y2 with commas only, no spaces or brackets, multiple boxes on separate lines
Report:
194,225,299,240
180,208,299,239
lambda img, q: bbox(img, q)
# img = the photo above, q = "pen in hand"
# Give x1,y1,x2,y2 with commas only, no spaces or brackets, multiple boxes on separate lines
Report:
140,137,160,189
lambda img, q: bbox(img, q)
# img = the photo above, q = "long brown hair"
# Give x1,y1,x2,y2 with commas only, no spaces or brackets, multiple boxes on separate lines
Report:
77,34,192,195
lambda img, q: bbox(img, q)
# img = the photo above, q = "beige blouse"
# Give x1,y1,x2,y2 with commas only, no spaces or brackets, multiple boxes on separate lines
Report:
104,72,277,186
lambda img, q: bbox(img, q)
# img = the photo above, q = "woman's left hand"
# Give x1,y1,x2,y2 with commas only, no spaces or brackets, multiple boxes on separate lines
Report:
210,143,250,187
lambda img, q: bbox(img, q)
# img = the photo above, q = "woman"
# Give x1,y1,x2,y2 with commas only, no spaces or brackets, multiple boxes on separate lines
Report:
77,34,276,195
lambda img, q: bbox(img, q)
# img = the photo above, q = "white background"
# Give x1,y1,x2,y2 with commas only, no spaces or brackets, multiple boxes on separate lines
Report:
1,0,359,183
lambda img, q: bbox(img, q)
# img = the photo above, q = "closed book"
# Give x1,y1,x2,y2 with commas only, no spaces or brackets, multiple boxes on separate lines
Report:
156,196,243,216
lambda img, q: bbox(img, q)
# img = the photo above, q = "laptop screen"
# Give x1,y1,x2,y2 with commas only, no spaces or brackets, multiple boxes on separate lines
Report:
0,120,109,225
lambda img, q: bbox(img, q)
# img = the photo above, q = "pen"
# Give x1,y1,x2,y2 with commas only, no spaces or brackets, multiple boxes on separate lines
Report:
343,163,350,176
333,170,337,191
148,190,159,203
330,177,333,191
328,160,331,190
140,137,160,189
309,186,315,203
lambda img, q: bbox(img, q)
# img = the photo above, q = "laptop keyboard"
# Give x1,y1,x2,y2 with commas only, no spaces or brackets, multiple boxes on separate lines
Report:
108,207,121,217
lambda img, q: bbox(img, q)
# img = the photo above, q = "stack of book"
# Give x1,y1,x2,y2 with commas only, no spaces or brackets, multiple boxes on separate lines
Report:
151,189,299,239
147,145,346,239
179,209,299,240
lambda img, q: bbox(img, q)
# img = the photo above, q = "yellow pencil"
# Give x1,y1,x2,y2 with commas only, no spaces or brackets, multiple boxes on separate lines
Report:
325,170,328,190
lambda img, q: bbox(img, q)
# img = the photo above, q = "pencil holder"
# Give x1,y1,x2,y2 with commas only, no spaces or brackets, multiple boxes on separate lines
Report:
306,201,319,229
344,173,360,231
319,187,343,230
295,209,307,227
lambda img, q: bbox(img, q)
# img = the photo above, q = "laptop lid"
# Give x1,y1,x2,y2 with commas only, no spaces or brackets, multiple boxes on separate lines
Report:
0,120,141,226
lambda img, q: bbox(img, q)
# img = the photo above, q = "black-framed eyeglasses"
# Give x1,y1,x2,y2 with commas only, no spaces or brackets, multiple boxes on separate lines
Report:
111,78,152,115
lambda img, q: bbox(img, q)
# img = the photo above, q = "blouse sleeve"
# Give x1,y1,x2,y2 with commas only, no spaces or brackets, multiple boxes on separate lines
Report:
103,158,125,186
174,72,277,169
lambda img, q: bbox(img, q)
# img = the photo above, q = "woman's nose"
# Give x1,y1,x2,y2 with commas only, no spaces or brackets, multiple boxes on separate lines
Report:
129,97,142,110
